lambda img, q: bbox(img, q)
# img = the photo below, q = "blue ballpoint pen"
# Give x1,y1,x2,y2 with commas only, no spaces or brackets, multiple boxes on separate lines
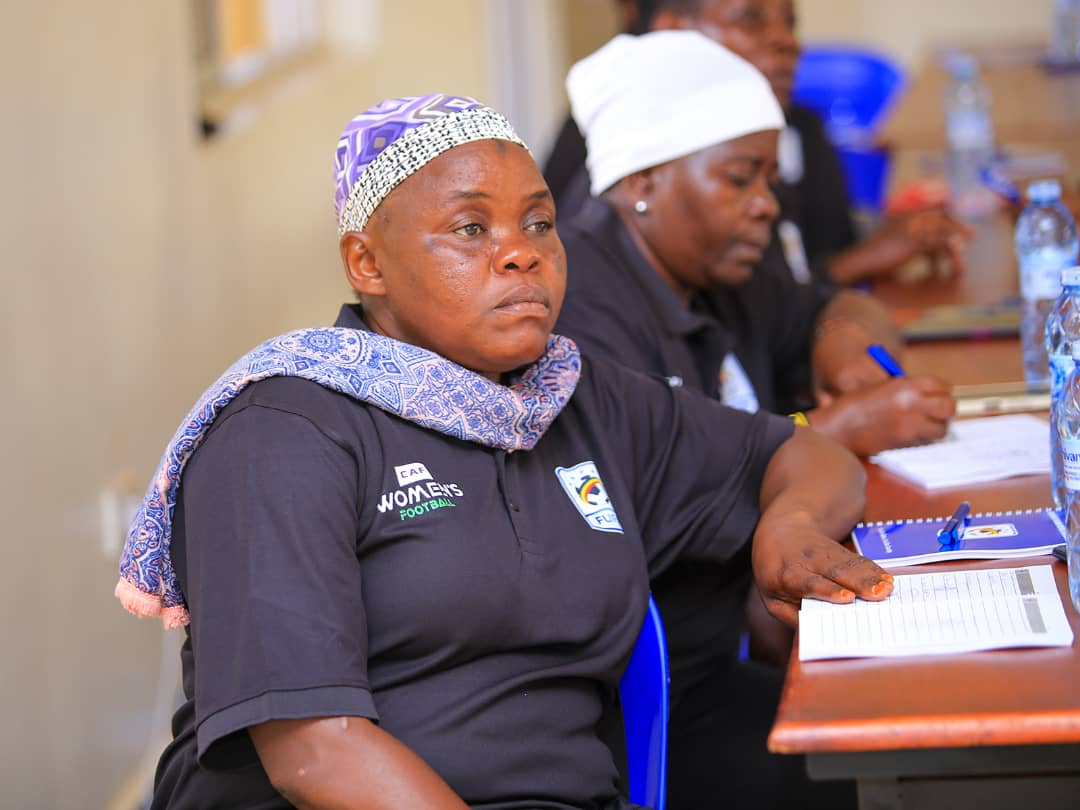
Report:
937,501,971,545
979,165,1023,206
867,344,905,378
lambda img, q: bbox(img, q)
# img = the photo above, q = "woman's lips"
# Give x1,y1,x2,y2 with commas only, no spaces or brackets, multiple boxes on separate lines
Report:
736,240,768,264
495,285,551,316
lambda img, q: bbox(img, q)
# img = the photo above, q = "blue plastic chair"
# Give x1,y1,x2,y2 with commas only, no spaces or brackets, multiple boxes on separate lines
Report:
791,45,907,212
619,595,670,810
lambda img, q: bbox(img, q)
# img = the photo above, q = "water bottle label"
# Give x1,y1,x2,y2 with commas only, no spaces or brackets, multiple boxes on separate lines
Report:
1051,353,1074,398
1019,246,1076,301
946,110,992,151
1064,438,1080,490
1021,261,1065,301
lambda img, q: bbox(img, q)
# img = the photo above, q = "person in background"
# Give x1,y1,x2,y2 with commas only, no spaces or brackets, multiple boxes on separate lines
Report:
544,0,973,286
116,93,893,810
557,32,955,810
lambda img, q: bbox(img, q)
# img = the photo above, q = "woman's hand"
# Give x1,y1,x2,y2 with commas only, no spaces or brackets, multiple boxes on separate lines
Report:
752,507,894,627
808,376,957,457
826,209,975,285
753,427,893,627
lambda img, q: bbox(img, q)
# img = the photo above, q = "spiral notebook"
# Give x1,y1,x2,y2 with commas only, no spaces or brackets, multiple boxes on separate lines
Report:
852,508,1066,568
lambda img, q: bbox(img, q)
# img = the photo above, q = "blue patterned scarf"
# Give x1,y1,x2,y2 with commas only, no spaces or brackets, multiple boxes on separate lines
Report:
115,327,581,628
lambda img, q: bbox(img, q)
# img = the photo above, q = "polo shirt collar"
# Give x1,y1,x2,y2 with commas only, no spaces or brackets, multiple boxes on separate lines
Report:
586,199,715,339
335,303,369,330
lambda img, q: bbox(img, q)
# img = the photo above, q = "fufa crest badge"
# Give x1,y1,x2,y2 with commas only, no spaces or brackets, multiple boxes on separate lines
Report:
555,461,624,534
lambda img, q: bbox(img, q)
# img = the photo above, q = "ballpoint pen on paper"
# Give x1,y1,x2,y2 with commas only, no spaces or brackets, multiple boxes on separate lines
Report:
978,165,1023,206
937,500,971,545
866,344,905,378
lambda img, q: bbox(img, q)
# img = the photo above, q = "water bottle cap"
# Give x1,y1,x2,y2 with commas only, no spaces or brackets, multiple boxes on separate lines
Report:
1064,267,1080,287
944,51,977,79
1027,179,1062,203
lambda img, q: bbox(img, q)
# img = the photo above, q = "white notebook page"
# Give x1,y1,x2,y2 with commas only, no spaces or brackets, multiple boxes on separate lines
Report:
799,565,1074,661
869,413,1049,490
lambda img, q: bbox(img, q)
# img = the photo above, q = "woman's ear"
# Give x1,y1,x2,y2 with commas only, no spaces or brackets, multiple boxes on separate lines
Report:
615,167,657,213
340,232,385,298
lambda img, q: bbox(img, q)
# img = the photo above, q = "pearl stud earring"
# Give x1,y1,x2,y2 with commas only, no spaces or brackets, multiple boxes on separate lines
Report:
634,200,648,214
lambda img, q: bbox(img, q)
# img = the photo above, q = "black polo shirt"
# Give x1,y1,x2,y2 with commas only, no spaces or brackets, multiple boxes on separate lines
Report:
150,304,793,810
554,199,832,698
556,198,834,415
773,104,859,284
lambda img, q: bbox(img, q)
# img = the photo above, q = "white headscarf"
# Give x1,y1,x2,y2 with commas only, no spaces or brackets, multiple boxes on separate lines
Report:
567,31,786,196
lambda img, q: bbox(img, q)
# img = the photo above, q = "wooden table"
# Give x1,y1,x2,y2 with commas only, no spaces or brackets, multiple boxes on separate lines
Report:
767,212,1080,808
881,45,1080,155
770,558,1080,809
879,45,1080,197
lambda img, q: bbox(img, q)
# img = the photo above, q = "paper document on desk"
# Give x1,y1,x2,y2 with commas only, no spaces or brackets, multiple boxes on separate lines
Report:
798,565,1074,661
870,413,1049,490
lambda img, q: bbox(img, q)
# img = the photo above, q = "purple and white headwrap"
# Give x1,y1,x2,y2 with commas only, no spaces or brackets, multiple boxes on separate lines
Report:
334,93,528,234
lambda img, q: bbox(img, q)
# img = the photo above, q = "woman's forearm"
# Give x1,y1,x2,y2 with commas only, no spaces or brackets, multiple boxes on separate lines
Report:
250,716,469,810
817,289,901,356
758,424,865,538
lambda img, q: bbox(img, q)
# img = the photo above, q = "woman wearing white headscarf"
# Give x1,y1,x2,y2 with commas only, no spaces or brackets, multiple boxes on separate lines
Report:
556,31,955,810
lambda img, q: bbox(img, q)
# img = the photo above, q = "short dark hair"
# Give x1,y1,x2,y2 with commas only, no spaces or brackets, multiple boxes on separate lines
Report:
632,0,705,32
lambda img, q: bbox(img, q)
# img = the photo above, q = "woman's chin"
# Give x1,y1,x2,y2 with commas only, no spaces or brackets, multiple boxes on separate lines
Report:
711,261,756,287
465,341,551,381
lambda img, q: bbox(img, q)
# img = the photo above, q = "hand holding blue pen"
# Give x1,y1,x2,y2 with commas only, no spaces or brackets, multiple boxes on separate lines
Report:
867,344,905,378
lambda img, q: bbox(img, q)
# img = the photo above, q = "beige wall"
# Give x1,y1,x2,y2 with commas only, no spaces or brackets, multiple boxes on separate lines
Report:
556,0,1059,85
1,1,493,806
799,0,1055,67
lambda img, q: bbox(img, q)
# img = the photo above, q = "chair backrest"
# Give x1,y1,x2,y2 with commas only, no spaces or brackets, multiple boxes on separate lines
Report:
619,595,670,810
791,45,907,213
791,45,906,147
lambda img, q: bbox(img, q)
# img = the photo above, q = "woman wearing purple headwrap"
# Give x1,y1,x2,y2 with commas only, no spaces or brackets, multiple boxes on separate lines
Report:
125,93,892,810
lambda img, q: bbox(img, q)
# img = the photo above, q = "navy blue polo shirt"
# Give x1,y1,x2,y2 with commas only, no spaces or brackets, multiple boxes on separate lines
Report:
555,199,833,699
150,304,793,810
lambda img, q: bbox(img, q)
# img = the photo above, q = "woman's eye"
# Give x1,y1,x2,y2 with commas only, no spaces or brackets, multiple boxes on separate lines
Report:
454,223,484,236
738,8,766,26
726,173,754,188
527,220,553,233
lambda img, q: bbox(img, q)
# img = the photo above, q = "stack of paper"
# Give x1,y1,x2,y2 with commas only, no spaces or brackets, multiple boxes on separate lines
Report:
870,413,1050,490
799,565,1074,661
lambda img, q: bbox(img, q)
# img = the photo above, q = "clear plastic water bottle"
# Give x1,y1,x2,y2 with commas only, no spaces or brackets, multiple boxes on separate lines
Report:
1046,267,1080,510
943,53,996,220
1056,344,1080,613
1016,179,1079,388
1049,0,1080,67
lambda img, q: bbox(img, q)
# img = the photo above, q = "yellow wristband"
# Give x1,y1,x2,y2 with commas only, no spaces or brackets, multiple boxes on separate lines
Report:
789,411,810,427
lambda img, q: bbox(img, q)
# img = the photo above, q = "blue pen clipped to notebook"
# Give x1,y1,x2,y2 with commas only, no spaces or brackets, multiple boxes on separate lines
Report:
867,344,905,378
937,501,971,546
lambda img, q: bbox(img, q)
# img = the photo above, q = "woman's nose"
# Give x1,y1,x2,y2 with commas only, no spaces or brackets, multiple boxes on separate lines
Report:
751,180,780,221
493,233,541,273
